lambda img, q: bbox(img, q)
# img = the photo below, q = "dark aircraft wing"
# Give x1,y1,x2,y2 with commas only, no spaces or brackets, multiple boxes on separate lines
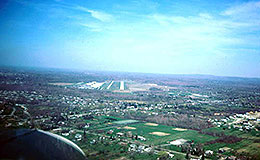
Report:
0,129,86,160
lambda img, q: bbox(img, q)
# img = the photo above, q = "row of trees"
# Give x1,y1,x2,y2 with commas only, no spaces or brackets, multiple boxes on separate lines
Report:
146,114,212,130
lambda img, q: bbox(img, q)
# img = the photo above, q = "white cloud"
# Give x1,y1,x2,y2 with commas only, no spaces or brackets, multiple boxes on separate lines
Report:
221,1,260,16
75,6,113,22
221,1,260,28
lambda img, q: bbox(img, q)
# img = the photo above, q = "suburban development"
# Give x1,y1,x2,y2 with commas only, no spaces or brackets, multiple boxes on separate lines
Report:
1,68,259,159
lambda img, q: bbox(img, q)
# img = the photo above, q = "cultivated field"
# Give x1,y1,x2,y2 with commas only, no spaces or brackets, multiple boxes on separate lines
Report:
123,126,136,130
173,128,187,131
62,115,260,159
149,132,170,136
145,123,159,126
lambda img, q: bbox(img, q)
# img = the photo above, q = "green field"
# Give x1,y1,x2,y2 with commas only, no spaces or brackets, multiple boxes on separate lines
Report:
68,115,260,159
202,127,260,157
120,123,217,145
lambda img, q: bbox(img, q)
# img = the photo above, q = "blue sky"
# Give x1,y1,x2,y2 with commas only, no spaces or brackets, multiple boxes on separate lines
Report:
0,0,260,77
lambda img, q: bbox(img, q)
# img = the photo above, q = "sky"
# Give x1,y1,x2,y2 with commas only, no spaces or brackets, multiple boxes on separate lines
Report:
0,0,260,77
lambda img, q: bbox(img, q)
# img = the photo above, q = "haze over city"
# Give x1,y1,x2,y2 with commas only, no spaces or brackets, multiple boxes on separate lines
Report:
0,0,260,77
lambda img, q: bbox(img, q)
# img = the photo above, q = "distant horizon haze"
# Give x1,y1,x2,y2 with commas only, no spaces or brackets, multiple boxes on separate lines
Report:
1,64,260,79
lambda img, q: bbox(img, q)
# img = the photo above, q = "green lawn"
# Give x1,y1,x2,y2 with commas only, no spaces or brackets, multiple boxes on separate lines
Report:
119,123,217,145
74,116,260,159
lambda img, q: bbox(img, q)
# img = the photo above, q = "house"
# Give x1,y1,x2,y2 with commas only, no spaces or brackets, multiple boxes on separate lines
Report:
219,147,231,153
118,142,128,146
227,156,237,160
137,145,145,153
138,135,146,141
107,130,113,134
116,132,124,137
128,144,137,152
144,147,152,153
205,150,213,157
90,139,96,144
75,134,82,141
62,132,69,136
126,131,133,138
170,139,187,145
167,152,174,158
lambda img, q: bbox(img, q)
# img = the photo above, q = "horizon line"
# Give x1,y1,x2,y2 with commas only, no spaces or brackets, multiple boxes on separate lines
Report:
0,64,260,79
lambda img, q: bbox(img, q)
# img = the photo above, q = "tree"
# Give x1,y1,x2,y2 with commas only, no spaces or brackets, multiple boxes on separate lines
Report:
158,151,169,160
185,151,190,159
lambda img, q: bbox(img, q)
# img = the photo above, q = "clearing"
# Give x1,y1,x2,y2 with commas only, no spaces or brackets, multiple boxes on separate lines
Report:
149,132,170,136
145,123,159,126
123,126,136,130
173,128,187,131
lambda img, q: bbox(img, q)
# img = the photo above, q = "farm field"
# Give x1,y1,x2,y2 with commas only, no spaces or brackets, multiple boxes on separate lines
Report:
121,123,217,145
201,127,260,158
79,115,260,159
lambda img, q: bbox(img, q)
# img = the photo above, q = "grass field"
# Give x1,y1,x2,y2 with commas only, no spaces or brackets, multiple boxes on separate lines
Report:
109,122,217,145
202,127,260,157
74,115,260,159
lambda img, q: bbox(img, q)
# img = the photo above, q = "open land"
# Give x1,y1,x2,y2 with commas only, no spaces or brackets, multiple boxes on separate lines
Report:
145,123,159,126
173,128,187,131
149,132,171,136
123,126,136,130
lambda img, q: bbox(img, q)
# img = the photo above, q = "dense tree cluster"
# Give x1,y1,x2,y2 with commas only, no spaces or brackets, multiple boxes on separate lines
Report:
146,114,212,130
205,135,243,145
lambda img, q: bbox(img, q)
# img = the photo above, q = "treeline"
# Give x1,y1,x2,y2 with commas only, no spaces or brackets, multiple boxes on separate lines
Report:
199,130,243,145
146,114,212,130
205,135,243,145
199,130,225,137
121,111,213,130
